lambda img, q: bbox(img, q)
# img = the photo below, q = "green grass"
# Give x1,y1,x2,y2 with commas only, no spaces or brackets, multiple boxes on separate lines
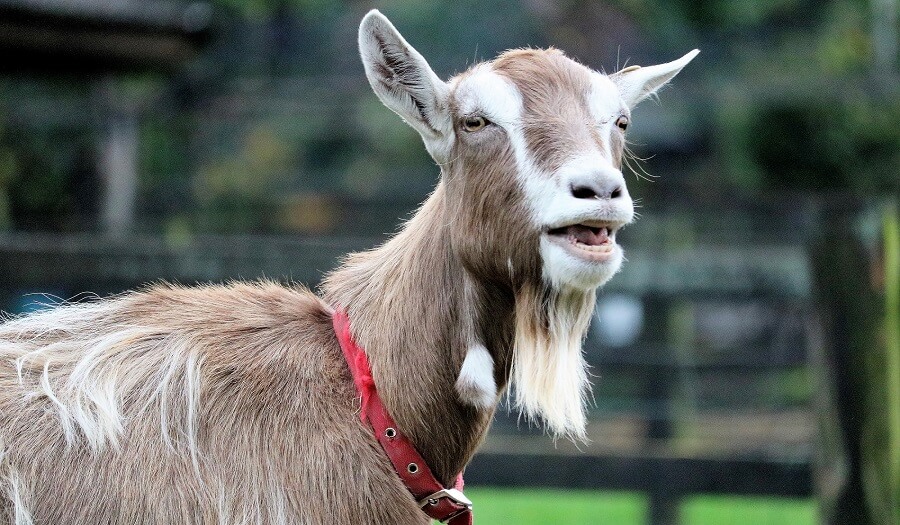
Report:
461,488,818,525
465,488,646,525
680,495,818,525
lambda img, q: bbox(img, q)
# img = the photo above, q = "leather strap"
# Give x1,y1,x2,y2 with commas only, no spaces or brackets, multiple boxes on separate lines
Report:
333,309,473,525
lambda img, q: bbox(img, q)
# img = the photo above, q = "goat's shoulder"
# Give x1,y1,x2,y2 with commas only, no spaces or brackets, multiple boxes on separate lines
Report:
126,281,343,377
128,279,327,329
0,281,344,390
0,280,328,345
0,280,353,439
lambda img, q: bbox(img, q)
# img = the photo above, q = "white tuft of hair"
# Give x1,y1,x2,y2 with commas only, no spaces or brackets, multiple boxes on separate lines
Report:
510,287,595,439
455,343,497,409
1,439,34,525
3,299,203,459
8,469,33,525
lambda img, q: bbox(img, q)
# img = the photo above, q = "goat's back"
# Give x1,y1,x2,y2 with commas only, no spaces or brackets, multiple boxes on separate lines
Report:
0,282,424,524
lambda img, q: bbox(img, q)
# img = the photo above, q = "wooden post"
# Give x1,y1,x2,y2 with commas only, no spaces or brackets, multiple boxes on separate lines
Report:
96,77,138,237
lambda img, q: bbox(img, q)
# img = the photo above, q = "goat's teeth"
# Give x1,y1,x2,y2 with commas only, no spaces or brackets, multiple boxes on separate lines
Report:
570,240,614,252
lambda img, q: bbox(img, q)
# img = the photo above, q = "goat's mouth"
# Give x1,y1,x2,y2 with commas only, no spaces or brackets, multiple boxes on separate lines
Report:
544,222,620,262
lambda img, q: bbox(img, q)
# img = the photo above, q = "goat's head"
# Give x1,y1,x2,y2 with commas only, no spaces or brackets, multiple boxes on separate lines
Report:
358,10,697,438
359,10,696,292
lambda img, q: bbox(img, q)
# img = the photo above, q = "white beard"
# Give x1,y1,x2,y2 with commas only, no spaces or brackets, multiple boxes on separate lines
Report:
510,286,595,439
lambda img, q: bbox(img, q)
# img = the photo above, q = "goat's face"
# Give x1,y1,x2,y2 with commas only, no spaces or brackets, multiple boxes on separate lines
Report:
359,10,697,292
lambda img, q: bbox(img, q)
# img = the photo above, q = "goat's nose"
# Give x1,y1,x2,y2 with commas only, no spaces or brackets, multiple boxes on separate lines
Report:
569,175,624,200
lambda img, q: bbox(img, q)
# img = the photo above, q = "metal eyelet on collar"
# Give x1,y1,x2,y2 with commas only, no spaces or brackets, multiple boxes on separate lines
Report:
385,427,396,439
407,462,419,474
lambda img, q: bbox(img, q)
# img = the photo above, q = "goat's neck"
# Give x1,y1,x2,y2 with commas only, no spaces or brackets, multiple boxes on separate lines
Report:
322,183,514,485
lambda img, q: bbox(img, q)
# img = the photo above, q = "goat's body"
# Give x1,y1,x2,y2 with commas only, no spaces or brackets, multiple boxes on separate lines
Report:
0,283,426,524
0,10,696,523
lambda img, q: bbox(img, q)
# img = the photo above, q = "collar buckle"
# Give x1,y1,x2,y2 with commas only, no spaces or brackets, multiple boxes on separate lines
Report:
418,488,473,523
418,487,473,509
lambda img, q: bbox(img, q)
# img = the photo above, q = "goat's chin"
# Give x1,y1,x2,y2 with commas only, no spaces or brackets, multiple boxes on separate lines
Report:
539,237,624,291
510,285,595,440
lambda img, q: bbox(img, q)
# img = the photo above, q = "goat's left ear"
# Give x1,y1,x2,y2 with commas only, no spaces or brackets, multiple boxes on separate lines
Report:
613,49,699,108
358,10,452,159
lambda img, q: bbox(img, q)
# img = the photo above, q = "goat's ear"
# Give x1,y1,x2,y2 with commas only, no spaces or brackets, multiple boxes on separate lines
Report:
358,10,452,157
613,49,699,108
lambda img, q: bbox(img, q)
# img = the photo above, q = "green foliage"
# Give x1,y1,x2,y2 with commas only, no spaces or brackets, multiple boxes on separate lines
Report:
191,124,295,232
633,0,805,29
1,0,896,232
743,96,900,193
888,204,900,509
5,130,95,231
862,204,900,523
211,0,336,19
0,119,18,230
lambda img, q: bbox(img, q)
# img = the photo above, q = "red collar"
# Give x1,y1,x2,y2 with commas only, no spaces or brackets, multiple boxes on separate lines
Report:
332,309,473,525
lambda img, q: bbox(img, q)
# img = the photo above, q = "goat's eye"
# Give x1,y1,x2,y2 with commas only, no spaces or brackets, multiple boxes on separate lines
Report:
615,115,629,131
463,115,488,132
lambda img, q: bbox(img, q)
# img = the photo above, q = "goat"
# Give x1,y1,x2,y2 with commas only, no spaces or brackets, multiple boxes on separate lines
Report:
0,10,696,525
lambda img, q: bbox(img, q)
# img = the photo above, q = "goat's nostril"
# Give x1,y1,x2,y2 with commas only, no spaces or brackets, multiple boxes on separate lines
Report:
571,182,623,200
571,185,598,200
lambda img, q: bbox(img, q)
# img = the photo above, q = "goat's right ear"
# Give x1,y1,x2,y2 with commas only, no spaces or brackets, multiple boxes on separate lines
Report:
358,10,452,158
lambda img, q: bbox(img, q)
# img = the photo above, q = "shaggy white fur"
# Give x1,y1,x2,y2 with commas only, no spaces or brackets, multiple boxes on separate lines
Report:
455,343,497,408
511,288,596,439
4,301,202,458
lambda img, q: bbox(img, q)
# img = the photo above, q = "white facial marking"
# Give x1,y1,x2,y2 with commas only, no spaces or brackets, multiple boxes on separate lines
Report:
538,148,633,290
589,75,627,120
486,63,634,291
455,67,522,129
539,234,625,290
537,150,633,230
455,343,497,408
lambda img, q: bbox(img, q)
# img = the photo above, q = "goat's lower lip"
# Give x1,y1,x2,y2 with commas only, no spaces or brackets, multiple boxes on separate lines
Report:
544,224,618,262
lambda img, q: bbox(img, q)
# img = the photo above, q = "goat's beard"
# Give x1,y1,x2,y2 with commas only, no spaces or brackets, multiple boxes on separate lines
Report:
510,284,595,440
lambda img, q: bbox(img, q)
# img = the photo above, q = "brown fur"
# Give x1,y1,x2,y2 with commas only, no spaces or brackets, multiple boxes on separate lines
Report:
1,283,428,524
0,44,620,525
324,186,503,486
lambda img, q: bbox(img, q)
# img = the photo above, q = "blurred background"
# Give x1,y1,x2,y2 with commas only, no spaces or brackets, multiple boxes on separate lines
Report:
0,0,897,524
